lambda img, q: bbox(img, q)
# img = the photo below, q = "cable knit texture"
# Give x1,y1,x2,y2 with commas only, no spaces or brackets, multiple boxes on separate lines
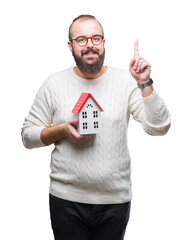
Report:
22,66,171,204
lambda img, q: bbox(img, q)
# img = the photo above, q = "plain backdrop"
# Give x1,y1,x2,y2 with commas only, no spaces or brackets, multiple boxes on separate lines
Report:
0,0,191,239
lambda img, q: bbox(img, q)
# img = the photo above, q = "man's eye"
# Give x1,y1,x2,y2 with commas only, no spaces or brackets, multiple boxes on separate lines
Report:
78,38,86,43
93,37,100,41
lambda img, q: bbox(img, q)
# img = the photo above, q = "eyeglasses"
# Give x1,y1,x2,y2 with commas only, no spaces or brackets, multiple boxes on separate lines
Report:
71,35,104,47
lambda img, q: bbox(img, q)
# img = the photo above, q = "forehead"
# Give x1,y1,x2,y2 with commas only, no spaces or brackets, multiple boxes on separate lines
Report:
71,19,103,38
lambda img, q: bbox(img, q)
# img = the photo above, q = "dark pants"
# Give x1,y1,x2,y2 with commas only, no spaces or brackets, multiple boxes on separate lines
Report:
49,194,131,240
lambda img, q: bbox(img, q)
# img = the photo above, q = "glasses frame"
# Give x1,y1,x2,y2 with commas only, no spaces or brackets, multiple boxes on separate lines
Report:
71,34,104,47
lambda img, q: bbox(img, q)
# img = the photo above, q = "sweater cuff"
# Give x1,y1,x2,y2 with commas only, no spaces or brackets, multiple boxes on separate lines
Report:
23,126,46,149
142,90,165,124
143,89,159,105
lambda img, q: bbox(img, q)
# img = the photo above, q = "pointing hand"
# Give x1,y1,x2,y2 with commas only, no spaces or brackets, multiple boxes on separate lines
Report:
129,40,151,84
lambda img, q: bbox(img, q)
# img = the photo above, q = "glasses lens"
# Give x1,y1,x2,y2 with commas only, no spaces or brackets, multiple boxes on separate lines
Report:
92,35,103,45
76,36,87,46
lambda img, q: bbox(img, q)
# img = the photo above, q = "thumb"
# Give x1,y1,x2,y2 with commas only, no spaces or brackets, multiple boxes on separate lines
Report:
68,119,79,127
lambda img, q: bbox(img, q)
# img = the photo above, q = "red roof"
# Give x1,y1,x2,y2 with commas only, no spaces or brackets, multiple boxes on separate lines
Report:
72,93,103,113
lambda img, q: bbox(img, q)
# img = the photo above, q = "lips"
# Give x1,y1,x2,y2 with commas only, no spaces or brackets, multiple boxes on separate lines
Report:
86,51,96,55
81,49,99,56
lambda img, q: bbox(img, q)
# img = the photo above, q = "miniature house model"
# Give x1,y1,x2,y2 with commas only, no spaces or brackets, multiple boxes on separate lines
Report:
72,93,103,135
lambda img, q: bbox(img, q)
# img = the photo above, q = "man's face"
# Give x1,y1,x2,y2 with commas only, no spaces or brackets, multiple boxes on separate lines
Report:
68,19,105,74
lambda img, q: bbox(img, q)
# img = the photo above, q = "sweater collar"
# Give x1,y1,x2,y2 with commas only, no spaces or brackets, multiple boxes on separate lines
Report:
70,66,110,84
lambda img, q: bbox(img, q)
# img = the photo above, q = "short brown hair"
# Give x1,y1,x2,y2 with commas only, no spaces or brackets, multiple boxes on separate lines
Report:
68,15,104,40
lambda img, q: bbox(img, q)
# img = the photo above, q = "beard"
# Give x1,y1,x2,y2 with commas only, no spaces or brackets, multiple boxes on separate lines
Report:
72,48,105,74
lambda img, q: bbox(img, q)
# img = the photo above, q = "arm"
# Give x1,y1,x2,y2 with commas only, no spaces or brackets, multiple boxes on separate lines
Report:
21,77,83,149
128,40,171,135
40,119,83,146
141,85,153,98
129,87,171,135
21,77,53,149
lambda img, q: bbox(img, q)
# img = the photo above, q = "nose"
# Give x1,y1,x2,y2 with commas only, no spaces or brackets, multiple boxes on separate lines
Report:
86,37,94,48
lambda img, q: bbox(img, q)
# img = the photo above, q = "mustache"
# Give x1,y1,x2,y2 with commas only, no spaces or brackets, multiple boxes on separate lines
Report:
81,48,99,56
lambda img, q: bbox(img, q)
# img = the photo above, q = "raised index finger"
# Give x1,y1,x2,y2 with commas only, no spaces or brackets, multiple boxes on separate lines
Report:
134,39,139,57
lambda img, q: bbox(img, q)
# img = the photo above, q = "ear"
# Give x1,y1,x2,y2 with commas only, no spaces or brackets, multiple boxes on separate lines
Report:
103,38,106,46
68,41,73,52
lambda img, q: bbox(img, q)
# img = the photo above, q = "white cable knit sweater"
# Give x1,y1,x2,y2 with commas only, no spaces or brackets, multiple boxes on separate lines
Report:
22,66,171,204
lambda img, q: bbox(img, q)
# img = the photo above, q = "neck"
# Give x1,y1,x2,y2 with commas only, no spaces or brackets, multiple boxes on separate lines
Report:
74,66,107,79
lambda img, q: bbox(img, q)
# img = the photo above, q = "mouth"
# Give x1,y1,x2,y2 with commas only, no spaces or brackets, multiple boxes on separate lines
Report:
85,51,97,55
81,49,99,57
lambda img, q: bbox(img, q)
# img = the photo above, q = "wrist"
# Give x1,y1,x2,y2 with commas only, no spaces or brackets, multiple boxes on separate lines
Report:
141,85,153,97
137,78,153,89
58,123,67,139
41,123,67,145
137,78,154,97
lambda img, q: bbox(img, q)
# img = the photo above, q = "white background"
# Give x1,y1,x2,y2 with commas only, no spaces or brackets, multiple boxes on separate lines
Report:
0,0,191,239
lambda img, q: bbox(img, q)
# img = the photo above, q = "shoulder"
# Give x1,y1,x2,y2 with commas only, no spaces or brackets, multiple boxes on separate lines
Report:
36,68,71,95
39,67,73,92
49,67,73,82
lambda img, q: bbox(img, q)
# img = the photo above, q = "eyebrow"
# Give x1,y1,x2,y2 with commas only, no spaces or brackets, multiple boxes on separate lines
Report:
72,34,103,39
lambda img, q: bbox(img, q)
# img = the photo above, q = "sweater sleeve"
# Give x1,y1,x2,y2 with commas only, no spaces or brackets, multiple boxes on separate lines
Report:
21,77,54,149
129,87,171,135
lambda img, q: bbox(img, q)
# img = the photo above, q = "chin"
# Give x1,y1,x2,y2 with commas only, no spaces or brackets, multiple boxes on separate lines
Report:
84,58,98,64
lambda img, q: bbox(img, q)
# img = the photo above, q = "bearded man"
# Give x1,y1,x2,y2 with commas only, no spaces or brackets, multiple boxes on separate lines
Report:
22,15,171,240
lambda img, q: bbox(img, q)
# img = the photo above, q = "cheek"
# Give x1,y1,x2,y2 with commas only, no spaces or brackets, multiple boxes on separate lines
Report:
98,43,105,53
72,46,82,57
99,47,105,55
92,46,103,55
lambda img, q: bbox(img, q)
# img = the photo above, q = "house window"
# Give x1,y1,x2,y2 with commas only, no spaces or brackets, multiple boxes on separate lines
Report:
93,111,98,118
83,122,88,129
82,112,87,119
94,121,99,128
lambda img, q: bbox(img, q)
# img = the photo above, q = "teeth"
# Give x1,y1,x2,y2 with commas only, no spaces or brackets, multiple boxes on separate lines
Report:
87,52,95,54
82,51,97,56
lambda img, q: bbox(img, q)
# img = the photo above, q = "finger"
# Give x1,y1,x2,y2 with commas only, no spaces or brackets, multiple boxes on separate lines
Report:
134,39,139,58
129,57,136,68
69,119,79,125
135,57,145,72
68,125,83,142
137,59,145,72
140,61,151,73
133,56,139,70
69,119,79,128
68,124,80,136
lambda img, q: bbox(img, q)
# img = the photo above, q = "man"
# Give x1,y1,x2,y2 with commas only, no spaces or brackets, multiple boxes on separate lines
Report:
22,15,171,240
